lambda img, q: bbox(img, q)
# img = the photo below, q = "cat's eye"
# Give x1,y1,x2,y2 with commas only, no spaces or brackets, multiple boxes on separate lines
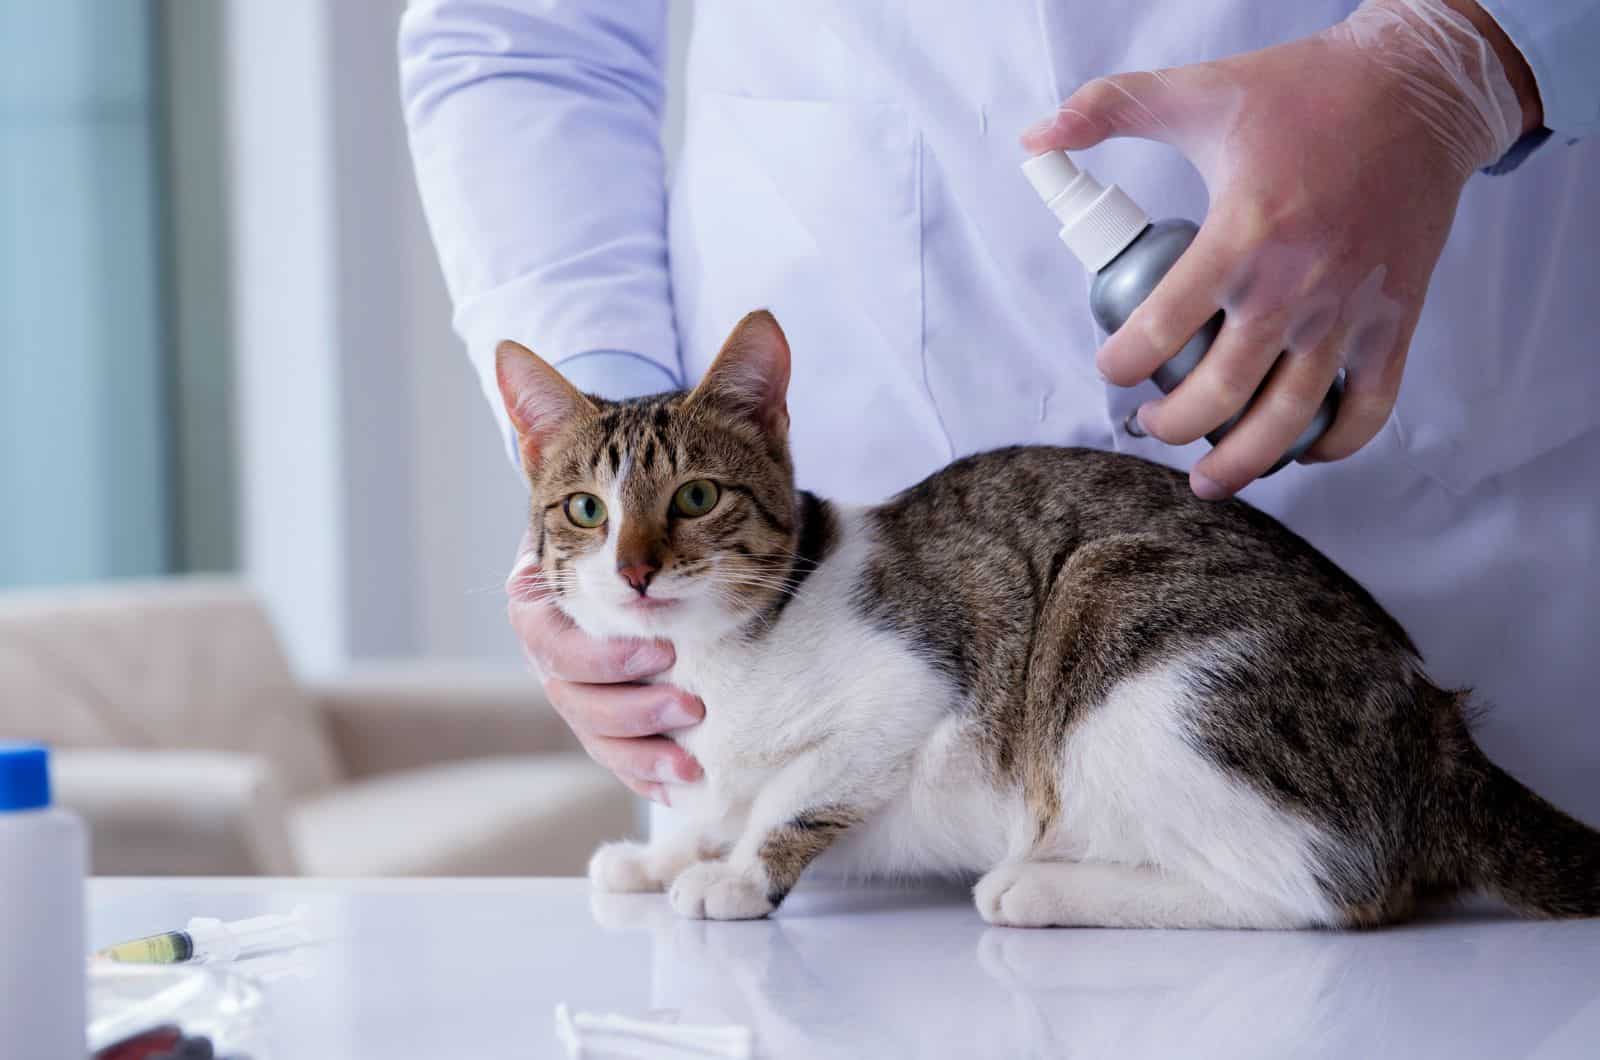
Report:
564,492,607,528
672,479,720,518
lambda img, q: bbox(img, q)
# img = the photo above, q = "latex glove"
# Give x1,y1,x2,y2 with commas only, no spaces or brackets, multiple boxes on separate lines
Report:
507,531,702,803
1023,0,1537,498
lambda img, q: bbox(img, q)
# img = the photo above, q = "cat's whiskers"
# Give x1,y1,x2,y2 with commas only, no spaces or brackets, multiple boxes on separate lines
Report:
705,564,804,597
707,582,776,634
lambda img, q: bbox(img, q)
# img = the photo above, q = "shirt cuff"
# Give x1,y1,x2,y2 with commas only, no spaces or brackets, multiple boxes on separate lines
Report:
1482,126,1557,175
554,350,682,401
1475,0,1600,141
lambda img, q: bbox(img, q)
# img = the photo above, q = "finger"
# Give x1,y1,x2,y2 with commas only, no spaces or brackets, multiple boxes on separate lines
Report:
1096,224,1233,388
580,734,703,786
1304,309,1416,462
1135,309,1287,446
544,625,676,684
544,678,704,740
1021,71,1184,152
509,596,675,683
505,531,544,598
1191,330,1345,498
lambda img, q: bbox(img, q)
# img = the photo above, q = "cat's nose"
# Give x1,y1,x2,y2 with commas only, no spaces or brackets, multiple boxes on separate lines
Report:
617,560,659,596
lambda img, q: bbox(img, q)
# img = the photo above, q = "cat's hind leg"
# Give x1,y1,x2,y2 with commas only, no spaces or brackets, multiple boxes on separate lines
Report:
974,860,1322,930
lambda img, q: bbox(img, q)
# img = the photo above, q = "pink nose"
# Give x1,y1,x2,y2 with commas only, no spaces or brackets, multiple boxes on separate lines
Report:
617,561,658,595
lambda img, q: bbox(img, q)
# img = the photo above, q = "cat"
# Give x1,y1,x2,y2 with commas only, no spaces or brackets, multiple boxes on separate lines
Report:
496,309,1600,928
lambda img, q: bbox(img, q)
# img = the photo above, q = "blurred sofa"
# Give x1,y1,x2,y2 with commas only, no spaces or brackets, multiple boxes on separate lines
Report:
0,578,636,876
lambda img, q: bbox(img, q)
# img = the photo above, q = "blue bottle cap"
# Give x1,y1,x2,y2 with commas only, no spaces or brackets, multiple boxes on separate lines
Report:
0,743,52,812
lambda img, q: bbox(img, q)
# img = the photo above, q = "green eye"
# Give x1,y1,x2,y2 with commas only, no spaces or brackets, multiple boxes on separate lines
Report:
564,493,607,528
672,479,720,518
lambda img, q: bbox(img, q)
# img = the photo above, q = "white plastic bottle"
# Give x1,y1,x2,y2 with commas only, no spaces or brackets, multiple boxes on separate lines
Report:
1,744,88,1059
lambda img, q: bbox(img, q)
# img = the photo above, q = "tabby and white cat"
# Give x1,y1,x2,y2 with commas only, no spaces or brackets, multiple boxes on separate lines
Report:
497,310,1600,928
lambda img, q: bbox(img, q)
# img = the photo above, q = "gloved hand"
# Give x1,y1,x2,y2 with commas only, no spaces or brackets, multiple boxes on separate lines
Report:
1023,0,1539,498
507,532,702,803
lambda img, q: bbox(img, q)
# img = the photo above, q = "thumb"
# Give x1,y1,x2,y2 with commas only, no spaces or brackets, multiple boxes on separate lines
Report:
506,528,543,598
1020,70,1185,153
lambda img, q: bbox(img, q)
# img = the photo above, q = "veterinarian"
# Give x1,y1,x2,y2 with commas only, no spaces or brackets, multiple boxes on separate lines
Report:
401,1,1600,821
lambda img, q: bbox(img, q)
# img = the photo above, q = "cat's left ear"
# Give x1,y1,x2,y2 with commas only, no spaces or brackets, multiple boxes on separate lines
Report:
688,309,791,438
495,339,596,477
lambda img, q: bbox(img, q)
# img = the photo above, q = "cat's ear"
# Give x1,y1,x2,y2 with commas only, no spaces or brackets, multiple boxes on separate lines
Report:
688,309,791,438
495,339,596,475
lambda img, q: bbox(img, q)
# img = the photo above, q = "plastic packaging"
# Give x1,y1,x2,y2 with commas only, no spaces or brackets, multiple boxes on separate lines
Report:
1023,150,1340,472
87,962,264,1055
0,743,89,1059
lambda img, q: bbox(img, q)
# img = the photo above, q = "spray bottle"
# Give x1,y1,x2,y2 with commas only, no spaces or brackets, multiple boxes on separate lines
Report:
1022,150,1340,472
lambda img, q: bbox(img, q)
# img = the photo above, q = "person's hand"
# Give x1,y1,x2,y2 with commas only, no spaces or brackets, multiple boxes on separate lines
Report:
1023,0,1538,498
507,532,703,803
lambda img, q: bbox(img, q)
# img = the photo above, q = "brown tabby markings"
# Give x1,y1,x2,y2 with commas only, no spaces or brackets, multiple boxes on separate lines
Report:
503,311,1600,926
758,805,863,905
524,388,805,627
859,446,1600,921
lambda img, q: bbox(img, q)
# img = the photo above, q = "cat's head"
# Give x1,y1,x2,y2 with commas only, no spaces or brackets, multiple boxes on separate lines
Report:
497,310,801,640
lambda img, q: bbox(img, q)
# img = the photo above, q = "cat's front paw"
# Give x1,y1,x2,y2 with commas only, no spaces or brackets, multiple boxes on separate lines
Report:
975,861,1067,928
588,841,664,893
668,861,775,920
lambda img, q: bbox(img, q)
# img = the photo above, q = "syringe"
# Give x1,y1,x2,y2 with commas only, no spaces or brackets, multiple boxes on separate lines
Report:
96,906,313,964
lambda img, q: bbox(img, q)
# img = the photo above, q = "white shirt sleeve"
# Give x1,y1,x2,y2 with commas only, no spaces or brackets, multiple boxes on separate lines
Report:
1477,0,1600,140
399,0,682,452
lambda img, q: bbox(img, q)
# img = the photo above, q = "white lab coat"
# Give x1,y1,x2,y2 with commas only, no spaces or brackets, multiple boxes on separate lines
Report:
402,1,1600,819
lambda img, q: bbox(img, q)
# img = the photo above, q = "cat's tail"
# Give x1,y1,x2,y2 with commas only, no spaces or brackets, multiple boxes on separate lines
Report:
1448,747,1600,918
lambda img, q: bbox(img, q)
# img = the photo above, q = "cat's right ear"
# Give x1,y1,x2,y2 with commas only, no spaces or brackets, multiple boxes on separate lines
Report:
688,309,792,439
495,340,595,476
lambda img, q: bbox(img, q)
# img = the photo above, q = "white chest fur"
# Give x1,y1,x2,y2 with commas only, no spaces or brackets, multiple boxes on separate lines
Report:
659,510,1014,873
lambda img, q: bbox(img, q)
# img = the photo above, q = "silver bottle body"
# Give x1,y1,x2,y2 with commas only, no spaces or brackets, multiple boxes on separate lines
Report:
1088,219,1341,473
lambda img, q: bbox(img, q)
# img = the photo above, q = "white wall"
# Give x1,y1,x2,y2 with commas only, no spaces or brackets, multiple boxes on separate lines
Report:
224,0,348,672
225,1,694,673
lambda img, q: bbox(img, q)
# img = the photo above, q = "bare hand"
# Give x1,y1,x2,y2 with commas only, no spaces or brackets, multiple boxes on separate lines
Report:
507,533,702,803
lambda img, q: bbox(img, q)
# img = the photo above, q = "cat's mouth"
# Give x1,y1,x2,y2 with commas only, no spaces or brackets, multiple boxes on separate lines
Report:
623,595,681,613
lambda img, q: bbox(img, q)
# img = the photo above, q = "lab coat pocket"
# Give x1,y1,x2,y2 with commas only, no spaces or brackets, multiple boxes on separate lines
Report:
669,92,952,501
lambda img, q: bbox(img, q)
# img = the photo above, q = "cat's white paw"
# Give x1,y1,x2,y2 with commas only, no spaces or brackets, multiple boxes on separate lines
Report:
588,841,663,893
975,861,1071,928
669,861,775,920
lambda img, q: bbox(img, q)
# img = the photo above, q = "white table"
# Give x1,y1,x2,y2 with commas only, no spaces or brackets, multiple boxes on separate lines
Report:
90,878,1600,1059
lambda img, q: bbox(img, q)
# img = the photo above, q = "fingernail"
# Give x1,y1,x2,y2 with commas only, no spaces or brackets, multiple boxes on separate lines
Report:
1021,115,1058,142
1094,344,1128,385
658,696,703,730
656,755,701,784
506,560,542,599
624,641,675,677
1191,472,1231,501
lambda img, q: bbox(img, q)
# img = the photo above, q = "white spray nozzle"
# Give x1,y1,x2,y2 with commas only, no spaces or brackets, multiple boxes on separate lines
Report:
1022,150,1150,273
185,906,313,963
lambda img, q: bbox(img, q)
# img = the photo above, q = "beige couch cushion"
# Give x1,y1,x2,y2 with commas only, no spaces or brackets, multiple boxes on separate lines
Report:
53,748,299,876
290,754,636,877
0,578,341,798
